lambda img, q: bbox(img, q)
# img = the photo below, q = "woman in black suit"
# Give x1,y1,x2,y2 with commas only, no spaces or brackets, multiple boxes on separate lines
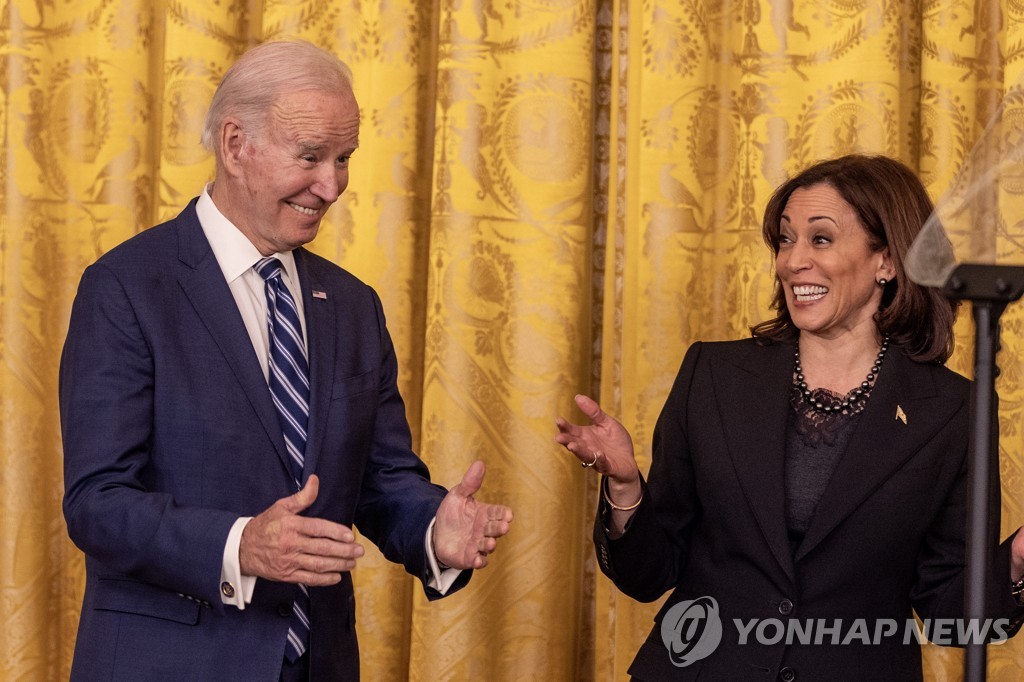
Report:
556,155,1024,681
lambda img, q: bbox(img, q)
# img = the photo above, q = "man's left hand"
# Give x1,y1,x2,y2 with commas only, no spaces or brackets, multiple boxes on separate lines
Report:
433,460,513,570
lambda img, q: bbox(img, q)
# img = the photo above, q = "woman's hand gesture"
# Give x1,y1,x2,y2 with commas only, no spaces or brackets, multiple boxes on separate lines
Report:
554,394,640,486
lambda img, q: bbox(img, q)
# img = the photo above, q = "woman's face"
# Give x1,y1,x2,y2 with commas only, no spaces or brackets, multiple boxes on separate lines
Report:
775,184,893,342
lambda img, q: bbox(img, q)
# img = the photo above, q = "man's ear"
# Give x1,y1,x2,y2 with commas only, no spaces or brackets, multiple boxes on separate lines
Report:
218,120,247,178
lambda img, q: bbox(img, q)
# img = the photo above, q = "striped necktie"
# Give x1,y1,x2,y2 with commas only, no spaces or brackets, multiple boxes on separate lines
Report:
255,256,311,662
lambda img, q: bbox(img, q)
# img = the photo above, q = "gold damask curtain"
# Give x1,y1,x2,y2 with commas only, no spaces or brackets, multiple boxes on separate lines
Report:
3,1,1024,680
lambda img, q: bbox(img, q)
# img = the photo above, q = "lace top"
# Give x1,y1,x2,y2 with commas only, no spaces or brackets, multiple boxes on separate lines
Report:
784,377,875,553
789,380,871,448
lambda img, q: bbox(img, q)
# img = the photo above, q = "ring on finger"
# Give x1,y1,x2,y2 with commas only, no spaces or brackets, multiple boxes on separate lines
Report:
581,450,599,468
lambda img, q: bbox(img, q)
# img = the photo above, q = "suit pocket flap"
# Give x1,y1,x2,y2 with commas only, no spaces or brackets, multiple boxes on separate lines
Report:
94,578,201,625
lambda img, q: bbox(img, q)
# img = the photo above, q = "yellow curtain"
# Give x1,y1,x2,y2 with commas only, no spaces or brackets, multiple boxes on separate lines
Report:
2,1,1024,680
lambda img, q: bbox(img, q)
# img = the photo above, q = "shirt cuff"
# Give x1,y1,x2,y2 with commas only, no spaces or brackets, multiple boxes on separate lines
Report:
425,517,463,595
221,516,257,609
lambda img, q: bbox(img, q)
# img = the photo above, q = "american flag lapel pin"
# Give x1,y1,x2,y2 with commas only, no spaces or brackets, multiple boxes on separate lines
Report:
312,290,327,300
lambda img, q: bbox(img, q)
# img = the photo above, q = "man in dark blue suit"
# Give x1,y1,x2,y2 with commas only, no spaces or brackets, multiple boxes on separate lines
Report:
59,39,513,681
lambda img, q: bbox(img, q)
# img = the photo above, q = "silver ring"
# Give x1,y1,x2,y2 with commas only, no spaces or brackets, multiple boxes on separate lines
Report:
581,450,599,468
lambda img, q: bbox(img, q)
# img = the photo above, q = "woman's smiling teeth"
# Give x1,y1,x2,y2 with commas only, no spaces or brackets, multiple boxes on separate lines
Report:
793,284,828,302
289,202,318,216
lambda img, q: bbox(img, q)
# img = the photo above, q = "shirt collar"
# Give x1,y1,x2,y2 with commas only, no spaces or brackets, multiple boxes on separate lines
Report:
196,184,299,284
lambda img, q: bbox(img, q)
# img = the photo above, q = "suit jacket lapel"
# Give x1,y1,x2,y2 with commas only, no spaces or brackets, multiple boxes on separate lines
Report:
295,249,335,479
795,349,944,562
712,340,797,582
175,205,289,469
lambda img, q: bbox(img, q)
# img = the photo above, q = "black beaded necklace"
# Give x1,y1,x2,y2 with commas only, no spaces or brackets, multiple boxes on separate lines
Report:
793,337,889,415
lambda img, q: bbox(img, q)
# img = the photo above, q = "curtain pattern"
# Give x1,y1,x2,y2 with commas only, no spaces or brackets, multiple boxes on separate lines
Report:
2,0,1024,679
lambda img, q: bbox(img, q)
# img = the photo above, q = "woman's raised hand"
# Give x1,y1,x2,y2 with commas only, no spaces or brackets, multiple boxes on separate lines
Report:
554,394,640,486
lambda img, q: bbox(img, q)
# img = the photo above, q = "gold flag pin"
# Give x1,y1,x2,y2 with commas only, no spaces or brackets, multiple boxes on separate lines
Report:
895,405,908,425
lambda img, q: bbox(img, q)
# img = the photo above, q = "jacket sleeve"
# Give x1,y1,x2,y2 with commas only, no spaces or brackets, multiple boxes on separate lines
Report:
910,385,1024,641
593,341,704,602
351,289,471,600
60,262,237,610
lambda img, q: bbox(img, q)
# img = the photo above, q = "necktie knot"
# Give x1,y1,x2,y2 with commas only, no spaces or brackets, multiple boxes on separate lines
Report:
255,257,284,282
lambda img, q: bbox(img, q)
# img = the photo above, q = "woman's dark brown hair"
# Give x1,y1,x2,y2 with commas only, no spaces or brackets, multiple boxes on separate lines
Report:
750,154,958,363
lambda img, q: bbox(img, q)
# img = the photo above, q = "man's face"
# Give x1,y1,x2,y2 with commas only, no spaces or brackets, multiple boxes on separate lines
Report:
228,89,360,255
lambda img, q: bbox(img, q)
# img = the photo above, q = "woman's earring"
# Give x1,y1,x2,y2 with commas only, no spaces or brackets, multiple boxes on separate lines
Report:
878,278,888,286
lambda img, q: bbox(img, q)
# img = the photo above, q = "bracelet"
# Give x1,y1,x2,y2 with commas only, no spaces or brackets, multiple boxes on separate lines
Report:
603,477,643,512
1011,575,1024,606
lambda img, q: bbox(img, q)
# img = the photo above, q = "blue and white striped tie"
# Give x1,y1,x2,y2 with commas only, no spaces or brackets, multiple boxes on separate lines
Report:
255,257,311,662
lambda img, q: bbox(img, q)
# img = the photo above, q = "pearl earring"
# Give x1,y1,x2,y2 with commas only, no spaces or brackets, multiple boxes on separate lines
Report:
878,278,888,286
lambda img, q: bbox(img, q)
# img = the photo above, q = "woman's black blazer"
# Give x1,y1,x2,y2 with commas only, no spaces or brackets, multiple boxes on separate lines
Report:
596,338,1024,681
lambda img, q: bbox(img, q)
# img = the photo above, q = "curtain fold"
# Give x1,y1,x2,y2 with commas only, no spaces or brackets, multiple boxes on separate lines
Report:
407,3,597,679
3,1,1024,679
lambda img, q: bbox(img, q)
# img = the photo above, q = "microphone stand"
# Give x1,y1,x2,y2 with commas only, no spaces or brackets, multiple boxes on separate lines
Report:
942,263,1024,682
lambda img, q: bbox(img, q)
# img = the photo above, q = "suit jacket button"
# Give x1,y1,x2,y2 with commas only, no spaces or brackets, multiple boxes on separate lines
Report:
220,582,235,598
778,599,793,615
778,666,796,681
277,603,293,618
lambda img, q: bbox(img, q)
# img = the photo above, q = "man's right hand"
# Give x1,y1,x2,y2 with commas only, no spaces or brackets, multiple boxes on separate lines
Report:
239,475,363,585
